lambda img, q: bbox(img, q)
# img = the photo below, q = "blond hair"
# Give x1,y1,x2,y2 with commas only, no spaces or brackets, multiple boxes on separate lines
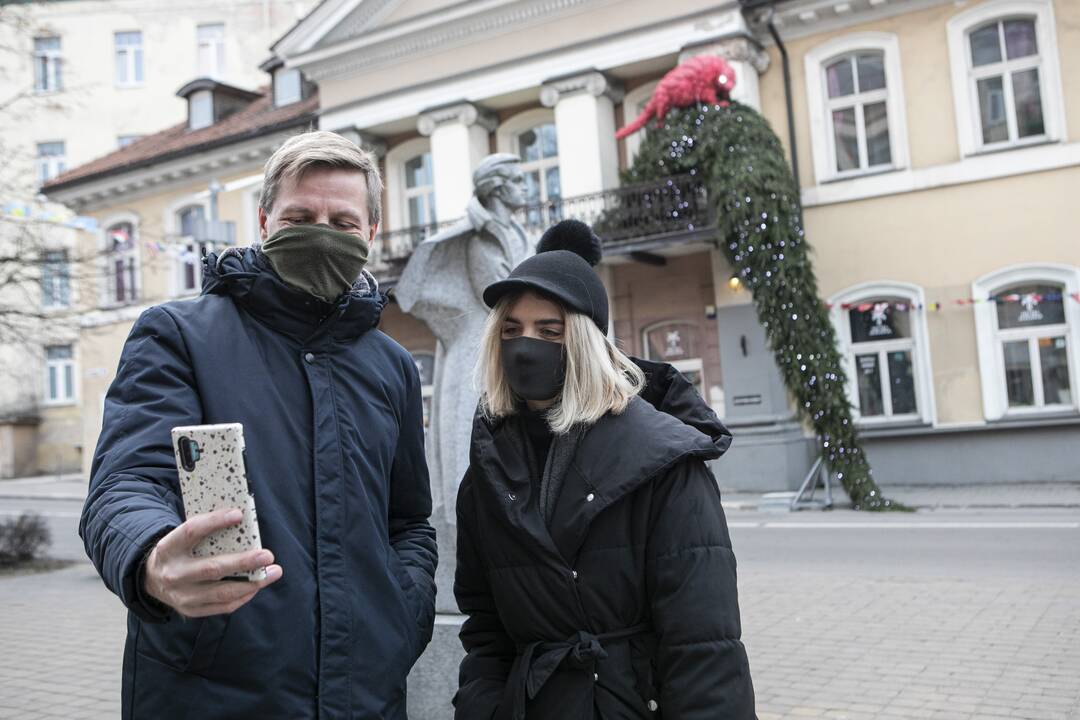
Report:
259,130,383,225
477,293,646,434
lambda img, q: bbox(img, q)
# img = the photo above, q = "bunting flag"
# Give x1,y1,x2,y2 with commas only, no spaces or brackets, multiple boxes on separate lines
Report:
825,293,1080,312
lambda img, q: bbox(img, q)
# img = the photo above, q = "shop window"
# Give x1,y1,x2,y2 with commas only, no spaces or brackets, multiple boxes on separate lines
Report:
642,321,705,399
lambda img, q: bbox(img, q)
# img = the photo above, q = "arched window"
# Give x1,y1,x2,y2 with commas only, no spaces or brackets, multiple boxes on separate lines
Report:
829,282,934,425
946,0,1065,155
973,265,1080,419
804,33,909,184
642,320,706,400
103,219,138,305
498,109,561,228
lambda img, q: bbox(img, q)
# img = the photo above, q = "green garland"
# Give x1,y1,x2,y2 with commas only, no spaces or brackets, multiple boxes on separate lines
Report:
623,102,902,510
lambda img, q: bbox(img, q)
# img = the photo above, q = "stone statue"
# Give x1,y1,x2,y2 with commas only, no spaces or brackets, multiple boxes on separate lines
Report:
395,153,531,525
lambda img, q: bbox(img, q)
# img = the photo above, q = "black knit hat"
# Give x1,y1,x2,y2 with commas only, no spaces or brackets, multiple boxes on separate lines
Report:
483,219,608,331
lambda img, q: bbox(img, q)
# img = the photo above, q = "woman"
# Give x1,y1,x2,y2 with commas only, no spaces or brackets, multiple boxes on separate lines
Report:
453,220,756,720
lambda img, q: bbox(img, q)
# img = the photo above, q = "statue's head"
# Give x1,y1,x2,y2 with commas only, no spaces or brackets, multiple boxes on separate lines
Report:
473,153,527,211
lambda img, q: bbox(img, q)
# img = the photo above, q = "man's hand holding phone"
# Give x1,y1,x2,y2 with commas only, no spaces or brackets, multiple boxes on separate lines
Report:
144,508,283,618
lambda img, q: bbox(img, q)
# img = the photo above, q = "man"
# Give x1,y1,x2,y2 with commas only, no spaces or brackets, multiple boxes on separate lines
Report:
80,131,437,719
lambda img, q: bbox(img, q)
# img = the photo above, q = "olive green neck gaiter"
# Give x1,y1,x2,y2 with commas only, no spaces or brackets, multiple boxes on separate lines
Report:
261,224,370,304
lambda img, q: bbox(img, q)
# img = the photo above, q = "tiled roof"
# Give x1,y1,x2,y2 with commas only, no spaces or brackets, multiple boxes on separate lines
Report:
42,89,318,193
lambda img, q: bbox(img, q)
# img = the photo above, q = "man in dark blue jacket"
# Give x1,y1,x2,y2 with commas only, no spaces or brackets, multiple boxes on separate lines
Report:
80,131,437,719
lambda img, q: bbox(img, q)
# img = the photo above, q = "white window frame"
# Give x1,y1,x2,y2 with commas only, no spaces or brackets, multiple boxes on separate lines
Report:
621,81,658,167
189,90,214,130
33,36,62,93
36,141,66,185
41,249,72,310
972,264,1080,420
385,137,435,231
273,66,302,107
164,197,213,297
100,212,141,307
496,108,561,224
829,281,935,427
946,0,1066,157
804,32,910,185
114,31,144,88
197,23,225,79
43,344,77,406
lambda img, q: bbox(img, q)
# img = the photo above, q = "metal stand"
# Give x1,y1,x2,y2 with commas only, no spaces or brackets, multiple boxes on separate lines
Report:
791,456,833,510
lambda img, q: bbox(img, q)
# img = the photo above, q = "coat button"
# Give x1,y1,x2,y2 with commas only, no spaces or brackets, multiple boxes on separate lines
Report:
507,492,516,501
648,700,659,712
571,570,578,580
304,352,315,363
593,673,599,682
586,493,595,502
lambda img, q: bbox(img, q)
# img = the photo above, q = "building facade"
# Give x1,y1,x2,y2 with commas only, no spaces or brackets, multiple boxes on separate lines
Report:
0,0,314,476
40,0,1080,491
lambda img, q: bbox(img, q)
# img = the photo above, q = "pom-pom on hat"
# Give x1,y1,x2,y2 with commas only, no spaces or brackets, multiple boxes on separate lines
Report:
483,219,609,331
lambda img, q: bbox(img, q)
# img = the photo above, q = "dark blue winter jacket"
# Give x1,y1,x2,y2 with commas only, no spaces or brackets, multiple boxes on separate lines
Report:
79,247,437,719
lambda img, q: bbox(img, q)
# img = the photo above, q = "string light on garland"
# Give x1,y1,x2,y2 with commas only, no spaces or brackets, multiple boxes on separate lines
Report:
620,91,905,510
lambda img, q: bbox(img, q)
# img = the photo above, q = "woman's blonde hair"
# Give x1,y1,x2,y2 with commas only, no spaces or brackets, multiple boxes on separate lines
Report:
476,291,646,433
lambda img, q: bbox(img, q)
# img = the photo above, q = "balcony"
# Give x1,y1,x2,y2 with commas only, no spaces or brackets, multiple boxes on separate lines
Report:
370,173,716,287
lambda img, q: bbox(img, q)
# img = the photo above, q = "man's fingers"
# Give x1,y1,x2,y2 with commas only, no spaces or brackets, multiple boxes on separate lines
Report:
160,508,244,553
184,565,283,613
189,549,275,583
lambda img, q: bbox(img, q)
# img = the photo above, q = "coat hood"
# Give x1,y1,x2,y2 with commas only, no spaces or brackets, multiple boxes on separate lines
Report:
201,245,385,345
633,356,733,456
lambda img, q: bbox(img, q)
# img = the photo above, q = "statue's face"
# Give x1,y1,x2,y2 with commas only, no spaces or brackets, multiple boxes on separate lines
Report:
496,165,528,210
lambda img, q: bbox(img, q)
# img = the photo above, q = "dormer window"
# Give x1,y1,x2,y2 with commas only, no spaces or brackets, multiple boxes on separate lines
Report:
189,90,213,130
177,78,260,132
274,67,302,107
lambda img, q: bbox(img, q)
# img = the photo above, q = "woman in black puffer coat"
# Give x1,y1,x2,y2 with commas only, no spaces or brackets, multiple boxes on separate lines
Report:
453,220,756,720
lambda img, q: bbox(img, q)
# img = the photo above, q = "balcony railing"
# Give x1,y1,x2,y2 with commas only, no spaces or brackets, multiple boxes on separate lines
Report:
370,173,716,285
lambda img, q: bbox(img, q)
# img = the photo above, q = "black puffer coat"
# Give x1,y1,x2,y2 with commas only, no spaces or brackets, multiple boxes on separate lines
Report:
454,359,755,719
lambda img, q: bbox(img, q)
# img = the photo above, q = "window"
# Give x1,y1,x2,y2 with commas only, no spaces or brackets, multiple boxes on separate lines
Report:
804,33,909,184
830,282,934,425
947,0,1065,156
622,81,658,166
273,67,302,107
973,265,1080,420
41,250,71,308
104,221,138,305
404,153,436,229
175,204,210,295
189,90,213,130
117,135,142,148
642,321,707,400
516,123,560,226
33,36,62,92
44,345,75,405
197,23,225,78
36,141,65,185
115,31,144,86
410,351,435,431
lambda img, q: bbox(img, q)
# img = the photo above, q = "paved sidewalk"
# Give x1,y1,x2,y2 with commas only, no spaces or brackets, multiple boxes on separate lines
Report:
2,516,1079,720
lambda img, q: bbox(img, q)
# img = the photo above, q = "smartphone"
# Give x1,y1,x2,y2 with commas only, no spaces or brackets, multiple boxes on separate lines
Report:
171,423,267,581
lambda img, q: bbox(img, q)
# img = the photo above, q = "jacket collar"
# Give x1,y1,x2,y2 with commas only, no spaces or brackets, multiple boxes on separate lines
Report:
471,360,729,565
202,246,385,346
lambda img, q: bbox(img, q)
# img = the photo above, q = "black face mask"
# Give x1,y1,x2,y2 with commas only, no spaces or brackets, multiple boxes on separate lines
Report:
501,336,566,402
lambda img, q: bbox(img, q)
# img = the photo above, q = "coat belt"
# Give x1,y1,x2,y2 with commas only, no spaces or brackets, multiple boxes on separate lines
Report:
509,624,652,720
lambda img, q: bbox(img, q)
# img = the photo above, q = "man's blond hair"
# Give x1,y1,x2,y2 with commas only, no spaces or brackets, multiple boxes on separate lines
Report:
259,130,383,226
476,292,645,433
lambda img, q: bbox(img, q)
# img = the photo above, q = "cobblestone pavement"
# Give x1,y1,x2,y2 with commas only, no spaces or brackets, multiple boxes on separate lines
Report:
1,511,1078,719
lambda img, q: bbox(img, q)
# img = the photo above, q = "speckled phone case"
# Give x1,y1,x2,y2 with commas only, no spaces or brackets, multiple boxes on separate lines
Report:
171,423,267,581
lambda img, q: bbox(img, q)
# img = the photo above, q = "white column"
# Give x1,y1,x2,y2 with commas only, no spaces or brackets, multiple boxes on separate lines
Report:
679,36,771,111
540,72,624,197
417,103,497,222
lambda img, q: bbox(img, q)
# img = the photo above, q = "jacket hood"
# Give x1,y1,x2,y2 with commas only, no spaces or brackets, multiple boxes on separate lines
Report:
633,356,733,456
201,246,385,345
